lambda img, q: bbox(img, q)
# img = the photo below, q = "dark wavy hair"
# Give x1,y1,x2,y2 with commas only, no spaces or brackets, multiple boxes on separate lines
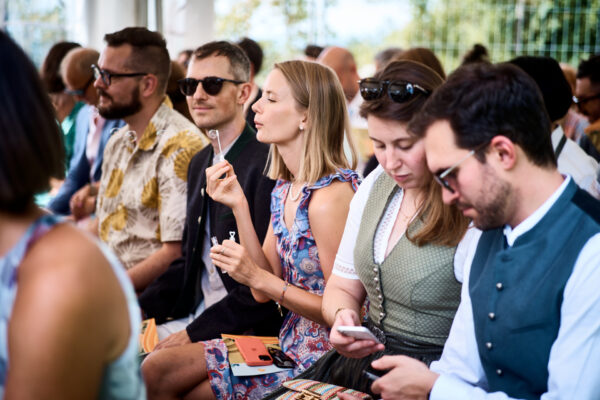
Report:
0,31,65,213
410,62,555,168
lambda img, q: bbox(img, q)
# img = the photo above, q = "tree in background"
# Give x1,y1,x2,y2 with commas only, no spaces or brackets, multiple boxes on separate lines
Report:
216,0,599,78
401,0,600,72
1,0,66,67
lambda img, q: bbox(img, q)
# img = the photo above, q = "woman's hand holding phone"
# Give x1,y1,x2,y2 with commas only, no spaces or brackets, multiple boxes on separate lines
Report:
330,309,384,358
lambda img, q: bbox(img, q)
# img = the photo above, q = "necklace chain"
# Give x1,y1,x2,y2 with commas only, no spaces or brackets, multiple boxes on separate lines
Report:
289,182,304,201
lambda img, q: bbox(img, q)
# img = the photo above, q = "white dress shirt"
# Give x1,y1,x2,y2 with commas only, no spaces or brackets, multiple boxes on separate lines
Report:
552,125,600,199
430,176,600,399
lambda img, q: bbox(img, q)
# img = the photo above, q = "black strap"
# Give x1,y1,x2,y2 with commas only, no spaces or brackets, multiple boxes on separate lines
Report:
555,134,567,158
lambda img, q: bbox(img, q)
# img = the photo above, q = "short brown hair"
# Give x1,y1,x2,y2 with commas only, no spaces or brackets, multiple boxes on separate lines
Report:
193,41,250,82
394,47,446,79
104,27,171,95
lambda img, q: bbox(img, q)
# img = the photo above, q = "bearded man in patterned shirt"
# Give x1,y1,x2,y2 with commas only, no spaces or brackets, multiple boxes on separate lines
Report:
94,27,208,292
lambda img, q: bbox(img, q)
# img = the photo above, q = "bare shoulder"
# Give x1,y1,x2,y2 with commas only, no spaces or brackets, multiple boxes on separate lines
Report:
23,223,109,273
308,179,356,218
7,223,131,394
18,223,125,312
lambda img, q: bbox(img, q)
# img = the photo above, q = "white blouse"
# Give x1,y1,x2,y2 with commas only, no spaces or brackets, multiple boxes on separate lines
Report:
332,165,481,283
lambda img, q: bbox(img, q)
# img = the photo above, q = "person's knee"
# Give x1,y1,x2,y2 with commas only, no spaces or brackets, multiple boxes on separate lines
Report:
142,350,171,393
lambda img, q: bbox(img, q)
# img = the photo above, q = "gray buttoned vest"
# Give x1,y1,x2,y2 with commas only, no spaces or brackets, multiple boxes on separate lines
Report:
354,172,461,346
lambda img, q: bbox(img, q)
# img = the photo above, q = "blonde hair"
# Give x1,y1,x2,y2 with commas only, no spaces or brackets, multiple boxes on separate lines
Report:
266,60,357,183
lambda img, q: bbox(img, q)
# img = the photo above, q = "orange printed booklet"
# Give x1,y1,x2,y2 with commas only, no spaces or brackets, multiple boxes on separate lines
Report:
139,318,159,356
222,334,291,376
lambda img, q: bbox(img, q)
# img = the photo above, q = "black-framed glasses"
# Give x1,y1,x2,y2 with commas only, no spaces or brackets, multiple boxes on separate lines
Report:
434,142,489,193
573,93,600,110
91,64,148,87
358,78,430,103
64,75,95,96
177,76,245,96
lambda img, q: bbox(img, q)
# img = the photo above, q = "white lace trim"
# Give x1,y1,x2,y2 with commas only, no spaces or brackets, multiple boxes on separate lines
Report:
373,189,404,264
332,261,361,279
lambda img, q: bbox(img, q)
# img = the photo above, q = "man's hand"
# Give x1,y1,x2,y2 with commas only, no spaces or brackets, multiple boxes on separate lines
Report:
370,355,439,400
153,330,191,351
70,184,97,221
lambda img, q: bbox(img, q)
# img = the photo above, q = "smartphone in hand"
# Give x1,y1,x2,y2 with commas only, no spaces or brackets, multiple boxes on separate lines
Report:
336,326,382,344
235,337,273,366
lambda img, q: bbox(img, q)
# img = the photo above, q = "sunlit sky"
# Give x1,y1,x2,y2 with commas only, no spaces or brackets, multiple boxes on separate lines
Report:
216,0,412,46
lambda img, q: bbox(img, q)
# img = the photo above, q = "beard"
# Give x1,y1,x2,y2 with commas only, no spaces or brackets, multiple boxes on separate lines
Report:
466,165,512,231
97,87,142,119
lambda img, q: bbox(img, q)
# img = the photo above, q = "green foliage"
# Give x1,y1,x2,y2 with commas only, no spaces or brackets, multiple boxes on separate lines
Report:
217,0,340,83
216,0,599,78
215,0,262,40
403,0,600,73
4,0,67,67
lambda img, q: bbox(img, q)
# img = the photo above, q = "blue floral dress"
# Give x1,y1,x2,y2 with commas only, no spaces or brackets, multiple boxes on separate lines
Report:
204,169,361,400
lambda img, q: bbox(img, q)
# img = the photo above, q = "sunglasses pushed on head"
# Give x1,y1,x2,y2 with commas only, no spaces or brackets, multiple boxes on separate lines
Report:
359,78,430,103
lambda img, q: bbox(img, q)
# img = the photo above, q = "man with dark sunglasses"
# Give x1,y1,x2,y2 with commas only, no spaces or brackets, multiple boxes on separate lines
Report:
355,63,600,400
139,41,283,368
48,47,124,217
576,54,600,154
91,27,208,294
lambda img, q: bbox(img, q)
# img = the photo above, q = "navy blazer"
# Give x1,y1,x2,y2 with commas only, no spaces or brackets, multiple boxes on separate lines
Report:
139,123,284,342
49,105,124,215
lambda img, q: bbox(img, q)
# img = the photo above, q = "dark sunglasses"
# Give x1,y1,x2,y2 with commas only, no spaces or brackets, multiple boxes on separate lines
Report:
92,64,147,87
358,78,430,102
573,93,600,110
178,77,245,96
64,75,94,96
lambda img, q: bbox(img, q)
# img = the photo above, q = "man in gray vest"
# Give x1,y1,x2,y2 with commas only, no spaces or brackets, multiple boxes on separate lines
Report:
350,62,600,399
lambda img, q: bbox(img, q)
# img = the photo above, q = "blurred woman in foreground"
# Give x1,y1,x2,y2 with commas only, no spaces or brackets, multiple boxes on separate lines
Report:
0,31,144,400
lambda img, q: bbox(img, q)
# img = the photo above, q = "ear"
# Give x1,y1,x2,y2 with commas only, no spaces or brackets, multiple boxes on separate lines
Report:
237,82,252,105
140,74,159,98
300,111,308,130
488,135,517,170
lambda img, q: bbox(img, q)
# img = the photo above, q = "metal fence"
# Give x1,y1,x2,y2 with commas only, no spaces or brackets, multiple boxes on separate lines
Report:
403,0,600,72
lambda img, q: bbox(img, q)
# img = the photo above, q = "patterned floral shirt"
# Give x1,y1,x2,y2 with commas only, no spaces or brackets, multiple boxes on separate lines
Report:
97,98,208,269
